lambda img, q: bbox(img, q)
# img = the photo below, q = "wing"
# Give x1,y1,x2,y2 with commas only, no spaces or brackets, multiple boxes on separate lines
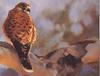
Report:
31,23,37,44
11,39,32,69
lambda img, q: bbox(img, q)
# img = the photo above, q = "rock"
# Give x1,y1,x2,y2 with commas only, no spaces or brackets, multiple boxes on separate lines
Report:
69,39,96,58
0,41,33,76
0,64,21,76
29,48,81,76
82,40,99,64
29,53,56,76
79,63,99,76
0,39,97,76
30,39,99,76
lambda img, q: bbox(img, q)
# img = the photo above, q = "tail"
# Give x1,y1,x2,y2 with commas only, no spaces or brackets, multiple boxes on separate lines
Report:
11,40,32,69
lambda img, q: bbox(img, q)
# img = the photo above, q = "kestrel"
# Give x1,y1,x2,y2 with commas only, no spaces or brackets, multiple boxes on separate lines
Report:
3,2,36,69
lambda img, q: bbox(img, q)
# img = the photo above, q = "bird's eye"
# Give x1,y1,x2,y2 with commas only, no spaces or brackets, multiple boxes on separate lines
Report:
26,8,30,12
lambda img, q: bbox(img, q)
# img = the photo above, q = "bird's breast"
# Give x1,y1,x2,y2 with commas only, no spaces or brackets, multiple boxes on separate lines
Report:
5,10,35,45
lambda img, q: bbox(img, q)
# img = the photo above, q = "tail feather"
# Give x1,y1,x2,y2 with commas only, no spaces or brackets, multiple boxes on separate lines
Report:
11,40,32,69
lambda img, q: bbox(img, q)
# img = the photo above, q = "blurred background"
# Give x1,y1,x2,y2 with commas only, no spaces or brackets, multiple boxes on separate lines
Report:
0,0,99,55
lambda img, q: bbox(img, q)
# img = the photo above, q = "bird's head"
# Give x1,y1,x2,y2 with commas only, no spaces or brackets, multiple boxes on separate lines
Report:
15,2,30,14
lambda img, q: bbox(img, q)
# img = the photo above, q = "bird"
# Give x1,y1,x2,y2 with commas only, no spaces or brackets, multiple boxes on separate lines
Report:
3,2,36,70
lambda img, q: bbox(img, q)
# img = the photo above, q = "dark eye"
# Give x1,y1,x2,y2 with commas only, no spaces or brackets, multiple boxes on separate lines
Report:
26,8,30,12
